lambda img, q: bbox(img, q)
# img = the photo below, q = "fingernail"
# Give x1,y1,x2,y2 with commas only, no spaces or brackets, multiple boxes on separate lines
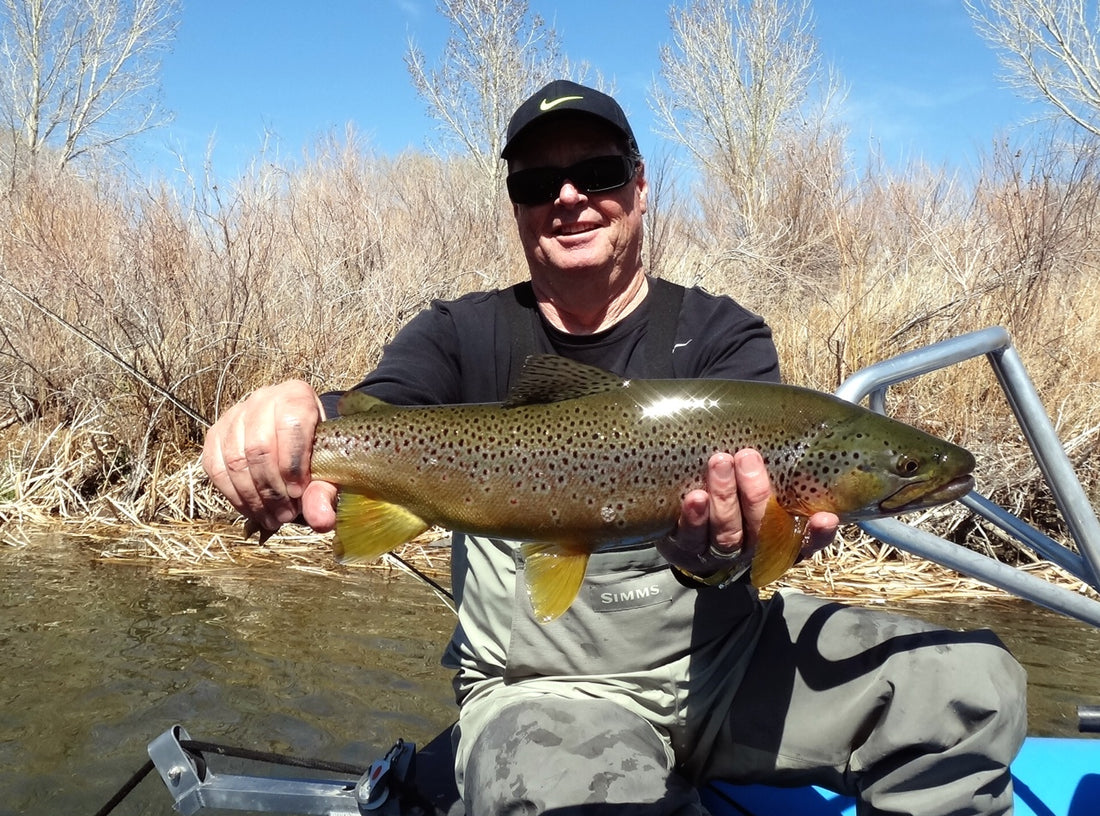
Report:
713,458,734,479
735,449,762,477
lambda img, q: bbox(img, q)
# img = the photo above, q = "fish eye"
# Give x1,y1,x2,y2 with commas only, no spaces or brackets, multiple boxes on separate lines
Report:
896,455,920,476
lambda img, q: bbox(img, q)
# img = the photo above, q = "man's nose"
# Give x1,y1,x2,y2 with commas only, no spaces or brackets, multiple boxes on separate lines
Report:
556,179,587,205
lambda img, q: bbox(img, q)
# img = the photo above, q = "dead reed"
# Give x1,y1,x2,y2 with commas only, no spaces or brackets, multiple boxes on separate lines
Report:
23,513,1088,609
0,126,1098,592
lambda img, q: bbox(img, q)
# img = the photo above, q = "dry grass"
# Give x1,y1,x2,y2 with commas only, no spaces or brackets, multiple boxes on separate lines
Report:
775,527,1098,605
8,512,1089,611
1,126,1098,587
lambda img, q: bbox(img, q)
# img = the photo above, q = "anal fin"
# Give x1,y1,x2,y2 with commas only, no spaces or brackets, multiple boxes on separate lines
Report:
334,490,430,563
521,542,591,623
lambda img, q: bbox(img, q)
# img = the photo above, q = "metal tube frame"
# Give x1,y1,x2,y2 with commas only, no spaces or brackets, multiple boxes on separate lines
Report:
147,726,363,815
835,326,1100,628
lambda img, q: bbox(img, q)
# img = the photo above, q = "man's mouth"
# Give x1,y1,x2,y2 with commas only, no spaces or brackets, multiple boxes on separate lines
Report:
557,222,597,237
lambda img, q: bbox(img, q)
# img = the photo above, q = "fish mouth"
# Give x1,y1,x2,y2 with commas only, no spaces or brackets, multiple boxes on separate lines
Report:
879,475,975,514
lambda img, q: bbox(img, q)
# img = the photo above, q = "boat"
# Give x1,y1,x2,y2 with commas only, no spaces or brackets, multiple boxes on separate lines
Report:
703,736,1100,816
107,328,1100,816
139,720,1100,816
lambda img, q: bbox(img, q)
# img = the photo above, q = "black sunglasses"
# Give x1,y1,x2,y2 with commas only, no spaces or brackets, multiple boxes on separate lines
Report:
506,155,637,205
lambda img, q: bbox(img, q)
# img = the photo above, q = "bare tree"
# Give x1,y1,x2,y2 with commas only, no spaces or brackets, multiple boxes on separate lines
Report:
968,0,1100,137
0,0,178,172
405,0,579,211
652,0,842,233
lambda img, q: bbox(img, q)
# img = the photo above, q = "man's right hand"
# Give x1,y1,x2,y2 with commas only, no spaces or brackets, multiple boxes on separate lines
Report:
201,380,338,538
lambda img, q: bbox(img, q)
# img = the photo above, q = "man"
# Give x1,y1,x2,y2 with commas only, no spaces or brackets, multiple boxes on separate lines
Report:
203,80,1026,815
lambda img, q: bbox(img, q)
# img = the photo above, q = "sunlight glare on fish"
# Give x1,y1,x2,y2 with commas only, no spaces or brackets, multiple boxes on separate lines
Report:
640,395,720,419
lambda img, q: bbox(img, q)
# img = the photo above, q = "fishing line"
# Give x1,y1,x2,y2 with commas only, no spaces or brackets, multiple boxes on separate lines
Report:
386,550,456,605
0,271,211,427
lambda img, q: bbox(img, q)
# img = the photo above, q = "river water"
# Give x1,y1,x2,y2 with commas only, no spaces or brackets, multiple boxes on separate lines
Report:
2,534,1099,815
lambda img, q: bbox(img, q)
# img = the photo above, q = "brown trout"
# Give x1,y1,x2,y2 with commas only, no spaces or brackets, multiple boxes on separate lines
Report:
311,355,975,622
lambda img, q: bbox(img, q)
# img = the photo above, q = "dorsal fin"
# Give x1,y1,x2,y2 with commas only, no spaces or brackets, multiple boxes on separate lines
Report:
336,390,389,416
504,355,627,407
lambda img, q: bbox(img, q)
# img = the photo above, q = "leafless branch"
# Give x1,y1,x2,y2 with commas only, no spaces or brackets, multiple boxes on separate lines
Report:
0,0,178,170
968,0,1100,137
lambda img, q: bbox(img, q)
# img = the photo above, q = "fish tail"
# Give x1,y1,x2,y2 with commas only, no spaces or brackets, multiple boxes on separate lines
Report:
521,542,591,623
333,490,429,563
750,496,808,587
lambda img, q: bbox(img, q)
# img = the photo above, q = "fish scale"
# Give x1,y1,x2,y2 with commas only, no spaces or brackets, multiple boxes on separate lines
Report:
310,355,975,622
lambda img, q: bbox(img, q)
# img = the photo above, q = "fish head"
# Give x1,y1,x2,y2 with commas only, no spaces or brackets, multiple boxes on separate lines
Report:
787,412,976,521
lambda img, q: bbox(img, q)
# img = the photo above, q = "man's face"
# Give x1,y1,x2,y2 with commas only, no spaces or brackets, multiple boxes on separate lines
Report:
507,117,647,281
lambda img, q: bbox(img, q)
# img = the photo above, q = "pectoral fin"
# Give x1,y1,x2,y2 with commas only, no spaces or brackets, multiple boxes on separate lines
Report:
333,490,430,563
521,542,591,623
750,496,808,587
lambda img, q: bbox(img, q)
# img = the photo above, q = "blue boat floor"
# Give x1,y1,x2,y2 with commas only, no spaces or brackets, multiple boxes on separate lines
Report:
415,730,1100,816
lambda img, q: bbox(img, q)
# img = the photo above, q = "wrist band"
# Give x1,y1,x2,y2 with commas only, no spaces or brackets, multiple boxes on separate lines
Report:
659,534,748,589
671,562,748,589
707,543,741,561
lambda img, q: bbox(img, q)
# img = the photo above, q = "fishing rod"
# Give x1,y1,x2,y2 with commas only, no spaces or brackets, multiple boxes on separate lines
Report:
0,270,455,605
0,271,211,427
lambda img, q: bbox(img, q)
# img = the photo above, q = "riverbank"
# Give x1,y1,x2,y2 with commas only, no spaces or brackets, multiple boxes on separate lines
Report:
2,146,1099,559
5,513,1093,608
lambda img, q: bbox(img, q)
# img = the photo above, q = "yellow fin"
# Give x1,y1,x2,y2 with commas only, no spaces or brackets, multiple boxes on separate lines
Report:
333,491,429,563
521,542,591,623
750,496,808,587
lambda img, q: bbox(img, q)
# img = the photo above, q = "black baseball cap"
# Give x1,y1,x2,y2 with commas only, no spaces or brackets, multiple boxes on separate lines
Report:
501,79,639,160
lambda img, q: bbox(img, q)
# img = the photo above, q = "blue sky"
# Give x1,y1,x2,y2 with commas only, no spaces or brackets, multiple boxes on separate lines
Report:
134,1,1044,181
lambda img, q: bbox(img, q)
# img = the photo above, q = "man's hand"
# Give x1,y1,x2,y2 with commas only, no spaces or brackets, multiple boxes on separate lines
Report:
201,380,338,538
658,450,839,583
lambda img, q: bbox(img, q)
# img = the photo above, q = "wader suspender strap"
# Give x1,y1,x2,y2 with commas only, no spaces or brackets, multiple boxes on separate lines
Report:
500,277,685,384
504,281,539,392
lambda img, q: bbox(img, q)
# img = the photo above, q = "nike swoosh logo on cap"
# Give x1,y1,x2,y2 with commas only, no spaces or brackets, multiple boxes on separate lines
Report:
539,95,584,111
